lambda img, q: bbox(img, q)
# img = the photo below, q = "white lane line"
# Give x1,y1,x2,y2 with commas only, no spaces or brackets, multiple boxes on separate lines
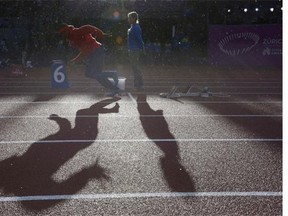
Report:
0,139,282,145
0,86,282,89
0,80,282,84
0,92,104,95
127,92,137,104
0,101,283,104
0,114,282,119
0,191,282,202
0,92,283,96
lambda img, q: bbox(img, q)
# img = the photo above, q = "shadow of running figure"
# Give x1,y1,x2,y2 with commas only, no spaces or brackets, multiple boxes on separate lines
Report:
0,97,120,211
136,94,195,192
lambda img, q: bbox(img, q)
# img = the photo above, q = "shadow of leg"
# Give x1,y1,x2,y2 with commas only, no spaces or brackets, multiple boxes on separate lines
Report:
160,156,195,192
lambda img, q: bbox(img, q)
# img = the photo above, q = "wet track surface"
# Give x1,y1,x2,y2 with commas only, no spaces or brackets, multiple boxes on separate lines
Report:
0,65,282,215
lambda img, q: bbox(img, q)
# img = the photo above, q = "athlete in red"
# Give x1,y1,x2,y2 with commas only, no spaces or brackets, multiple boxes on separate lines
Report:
59,24,120,96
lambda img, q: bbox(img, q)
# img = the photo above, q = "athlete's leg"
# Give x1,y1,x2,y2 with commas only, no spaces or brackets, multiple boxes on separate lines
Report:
86,47,119,92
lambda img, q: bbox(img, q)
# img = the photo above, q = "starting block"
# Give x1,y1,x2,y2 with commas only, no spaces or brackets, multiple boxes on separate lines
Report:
160,85,230,99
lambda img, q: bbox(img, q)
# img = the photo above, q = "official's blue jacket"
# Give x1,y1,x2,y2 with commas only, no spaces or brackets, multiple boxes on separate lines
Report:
127,24,144,52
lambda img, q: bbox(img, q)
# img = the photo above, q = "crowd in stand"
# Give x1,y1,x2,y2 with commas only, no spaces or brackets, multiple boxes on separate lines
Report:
0,0,282,67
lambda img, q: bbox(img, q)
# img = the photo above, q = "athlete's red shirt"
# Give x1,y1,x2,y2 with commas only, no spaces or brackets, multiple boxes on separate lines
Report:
59,25,105,62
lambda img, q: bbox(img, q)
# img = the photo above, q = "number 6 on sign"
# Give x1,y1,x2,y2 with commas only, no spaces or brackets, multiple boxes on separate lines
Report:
51,60,69,88
54,65,65,83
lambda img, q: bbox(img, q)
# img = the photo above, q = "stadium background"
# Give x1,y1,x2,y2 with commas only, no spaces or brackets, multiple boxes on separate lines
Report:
0,0,282,67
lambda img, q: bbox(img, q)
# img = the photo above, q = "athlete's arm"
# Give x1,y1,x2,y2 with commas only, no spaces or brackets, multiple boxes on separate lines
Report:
76,25,106,39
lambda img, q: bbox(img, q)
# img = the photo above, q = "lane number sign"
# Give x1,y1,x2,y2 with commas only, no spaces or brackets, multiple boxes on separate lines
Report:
51,60,69,88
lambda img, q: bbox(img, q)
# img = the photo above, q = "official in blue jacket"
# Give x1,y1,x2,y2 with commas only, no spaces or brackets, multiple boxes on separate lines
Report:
127,11,145,90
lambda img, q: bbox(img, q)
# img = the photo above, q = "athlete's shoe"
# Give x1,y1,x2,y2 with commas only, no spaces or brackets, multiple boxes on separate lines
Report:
106,91,118,97
106,89,124,97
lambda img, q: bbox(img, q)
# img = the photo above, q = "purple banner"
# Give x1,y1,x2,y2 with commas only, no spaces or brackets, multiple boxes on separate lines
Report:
208,25,282,68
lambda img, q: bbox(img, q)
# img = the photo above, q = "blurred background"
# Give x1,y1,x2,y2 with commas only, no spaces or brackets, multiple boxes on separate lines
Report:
0,0,283,68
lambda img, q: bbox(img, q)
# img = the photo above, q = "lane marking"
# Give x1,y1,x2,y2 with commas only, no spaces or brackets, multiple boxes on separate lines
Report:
0,85,282,89
0,139,282,145
0,101,283,104
0,114,283,119
0,92,282,95
0,80,282,84
0,191,282,202
127,92,137,104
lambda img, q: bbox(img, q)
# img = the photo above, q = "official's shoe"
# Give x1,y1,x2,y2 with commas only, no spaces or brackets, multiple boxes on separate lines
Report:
134,86,144,92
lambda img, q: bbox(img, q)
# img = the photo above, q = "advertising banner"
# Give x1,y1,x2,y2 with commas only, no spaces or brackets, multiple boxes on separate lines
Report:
208,25,282,68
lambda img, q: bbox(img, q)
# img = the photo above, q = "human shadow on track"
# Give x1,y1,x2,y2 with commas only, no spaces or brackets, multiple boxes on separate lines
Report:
0,97,120,211
136,94,195,192
33,94,55,102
